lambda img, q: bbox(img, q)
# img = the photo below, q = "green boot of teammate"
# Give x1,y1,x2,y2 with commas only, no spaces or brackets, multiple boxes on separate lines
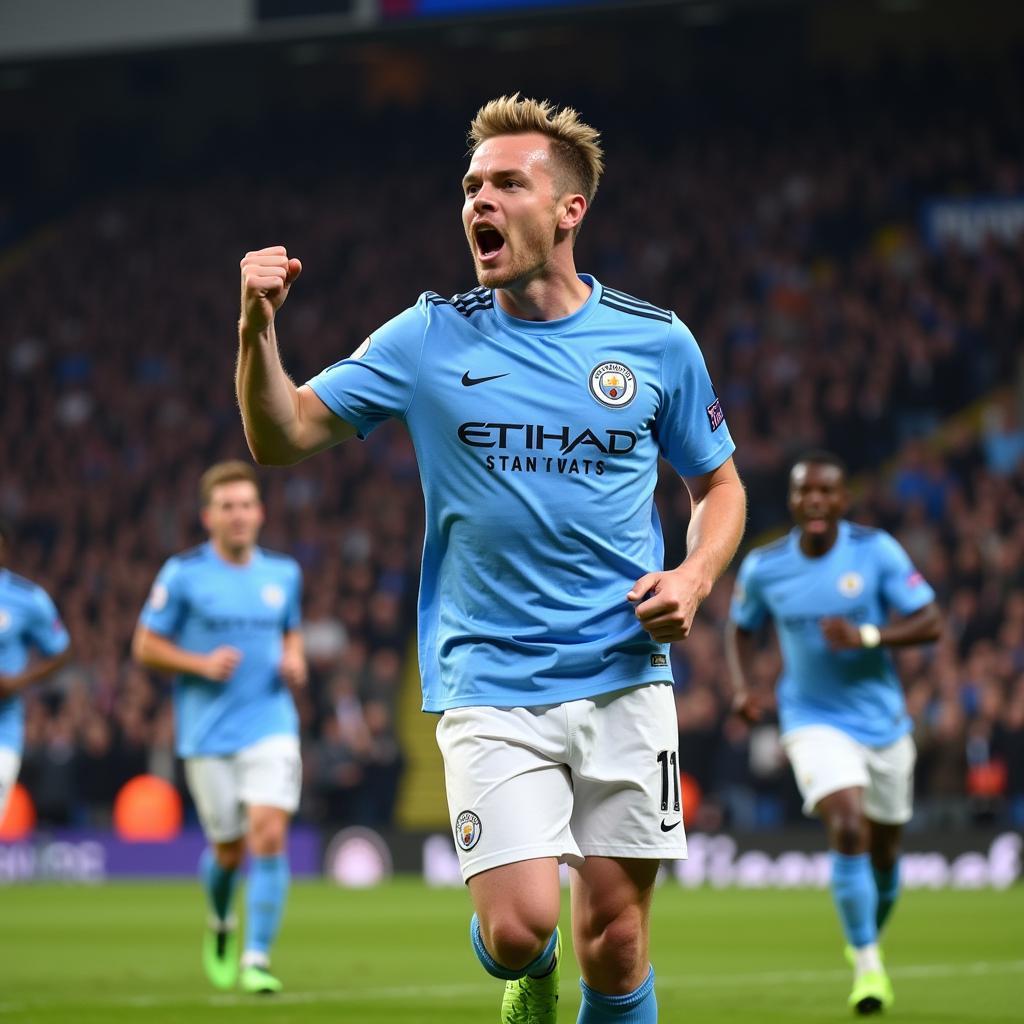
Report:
202,917,238,991
240,963,284,995
848,968,894,1015
500,928,561,1024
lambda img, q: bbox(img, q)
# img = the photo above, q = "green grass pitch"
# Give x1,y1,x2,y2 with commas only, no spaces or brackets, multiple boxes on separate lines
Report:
0,880,1019,1022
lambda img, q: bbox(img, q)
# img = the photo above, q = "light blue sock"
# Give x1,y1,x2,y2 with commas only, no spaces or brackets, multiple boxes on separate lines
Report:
244,854,290,958
199,847,238,923
873,861,900,934
830,851,877,948
470,913,557,981
578,967,657,1023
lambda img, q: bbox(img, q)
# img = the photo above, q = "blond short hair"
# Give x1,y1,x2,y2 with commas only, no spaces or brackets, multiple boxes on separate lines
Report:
199,460,259,506
468,94,605,206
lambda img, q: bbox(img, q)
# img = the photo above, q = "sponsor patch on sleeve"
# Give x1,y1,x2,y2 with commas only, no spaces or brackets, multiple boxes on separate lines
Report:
907,571,925,588
706,397,725,432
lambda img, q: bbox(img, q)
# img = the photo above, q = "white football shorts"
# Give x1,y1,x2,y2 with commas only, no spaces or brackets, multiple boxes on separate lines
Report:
782,724,916,824
184,734,301,843
436,683,687,882
0,746,21,825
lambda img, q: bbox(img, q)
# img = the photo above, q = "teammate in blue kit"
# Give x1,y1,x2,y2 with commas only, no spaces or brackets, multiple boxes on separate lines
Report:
726,452,942,1015
0,519,72,823
235,96,747,1023
132,462,306,995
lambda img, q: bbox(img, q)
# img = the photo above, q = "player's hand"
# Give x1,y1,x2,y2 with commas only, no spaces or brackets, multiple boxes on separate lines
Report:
731,689,764,724
820,617,861,651
0,673,22,699
239,246,303,334
201,646,242,682
279,651,308,690
628,565,706,643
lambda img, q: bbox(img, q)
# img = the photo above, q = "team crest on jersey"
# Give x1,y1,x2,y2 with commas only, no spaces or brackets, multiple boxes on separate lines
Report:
837,572,864,598
148,583,168,612
261,583,286,609
589,361,637,408
0,609,10,632
455,810,482,852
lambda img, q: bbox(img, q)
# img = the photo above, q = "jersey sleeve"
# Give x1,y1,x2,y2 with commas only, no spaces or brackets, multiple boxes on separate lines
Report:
729,553,769,631
285,561,302,632
304,297,429,439
25,588,70,658
875,532,936,616
654,316,736,477
139,559,189,639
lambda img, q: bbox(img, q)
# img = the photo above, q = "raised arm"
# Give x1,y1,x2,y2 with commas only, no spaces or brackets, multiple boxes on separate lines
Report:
237,246,355,465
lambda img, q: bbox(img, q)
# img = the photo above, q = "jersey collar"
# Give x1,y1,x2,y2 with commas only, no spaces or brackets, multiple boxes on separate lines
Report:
490,274,602,336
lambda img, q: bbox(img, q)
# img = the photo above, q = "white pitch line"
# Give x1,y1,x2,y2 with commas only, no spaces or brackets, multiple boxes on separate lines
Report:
0,960,1021,1013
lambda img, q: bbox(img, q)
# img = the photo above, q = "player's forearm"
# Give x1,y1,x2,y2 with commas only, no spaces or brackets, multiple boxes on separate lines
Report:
1,648,72,695
878,602,943,647
680,468,747,599
724,621,757,695
236,321,308,466
132,630,208,677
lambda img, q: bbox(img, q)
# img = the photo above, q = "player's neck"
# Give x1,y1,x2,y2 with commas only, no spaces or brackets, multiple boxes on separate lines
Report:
494,264,590,322
211,538,255,566
798,524,839,558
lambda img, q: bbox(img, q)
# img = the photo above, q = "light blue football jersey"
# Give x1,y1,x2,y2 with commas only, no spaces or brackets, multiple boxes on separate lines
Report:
139,543,302,757
730,521,936,747
307,275,735,712
0,569,70,754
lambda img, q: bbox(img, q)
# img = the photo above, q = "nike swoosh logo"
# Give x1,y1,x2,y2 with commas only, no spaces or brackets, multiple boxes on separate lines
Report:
660,820,681,832
461,371,509,387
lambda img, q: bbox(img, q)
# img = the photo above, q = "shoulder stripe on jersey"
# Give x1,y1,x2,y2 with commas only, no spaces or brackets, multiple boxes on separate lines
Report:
599,297,672,323
260,549,293,562
6,572,36,591
755,536,790,558
602,287,671,318
178,545,206,562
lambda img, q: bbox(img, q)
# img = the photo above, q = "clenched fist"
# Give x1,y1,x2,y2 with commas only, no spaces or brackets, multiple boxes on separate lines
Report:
239,246,303,333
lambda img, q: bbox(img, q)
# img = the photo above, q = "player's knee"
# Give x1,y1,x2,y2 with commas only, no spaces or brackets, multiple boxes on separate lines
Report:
214,840,245,871
828,815,867,854
482,913,558,971
579,907,644,986
247,815,287,857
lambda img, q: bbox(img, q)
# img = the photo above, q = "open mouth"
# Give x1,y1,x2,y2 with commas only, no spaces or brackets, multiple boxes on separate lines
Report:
474,223,506,261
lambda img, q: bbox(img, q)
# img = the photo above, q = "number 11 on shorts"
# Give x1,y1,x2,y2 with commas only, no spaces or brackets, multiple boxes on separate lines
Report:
657,750,680,813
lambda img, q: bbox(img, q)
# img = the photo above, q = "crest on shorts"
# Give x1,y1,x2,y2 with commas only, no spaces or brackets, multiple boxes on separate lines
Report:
455,810,482,852
589,361,637,408
261,583,285,609
837,572,864,598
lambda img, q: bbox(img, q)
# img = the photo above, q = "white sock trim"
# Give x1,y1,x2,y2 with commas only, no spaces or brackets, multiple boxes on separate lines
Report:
854,944,882,975
241,950,270,969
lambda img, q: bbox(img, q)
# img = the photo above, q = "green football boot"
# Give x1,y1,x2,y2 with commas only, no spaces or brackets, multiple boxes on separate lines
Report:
848,968,894,1015
500,928,561,1024
202,917,238,991
239,963,284,995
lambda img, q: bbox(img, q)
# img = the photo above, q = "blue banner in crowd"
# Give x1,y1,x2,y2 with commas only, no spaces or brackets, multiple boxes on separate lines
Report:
922,196,1024,250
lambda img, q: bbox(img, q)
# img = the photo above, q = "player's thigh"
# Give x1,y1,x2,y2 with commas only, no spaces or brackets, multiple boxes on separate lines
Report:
436,704,579,883
236,734,302,815
863,733,916,825
569,683,686,861
781,724,869,817
185,755,245,843
0,746,21,822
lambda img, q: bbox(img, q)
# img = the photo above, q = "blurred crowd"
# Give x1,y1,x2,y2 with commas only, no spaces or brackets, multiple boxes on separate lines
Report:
2,64,1023,832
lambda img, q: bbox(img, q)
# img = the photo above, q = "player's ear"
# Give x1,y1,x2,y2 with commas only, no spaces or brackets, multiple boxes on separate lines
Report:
558,194,587,233
199,506,212,532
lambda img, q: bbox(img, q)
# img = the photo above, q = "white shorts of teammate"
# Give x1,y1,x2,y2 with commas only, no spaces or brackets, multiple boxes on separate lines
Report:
184,734,301,844
437,683,687,882
781,725,916,824
0,746,20,824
